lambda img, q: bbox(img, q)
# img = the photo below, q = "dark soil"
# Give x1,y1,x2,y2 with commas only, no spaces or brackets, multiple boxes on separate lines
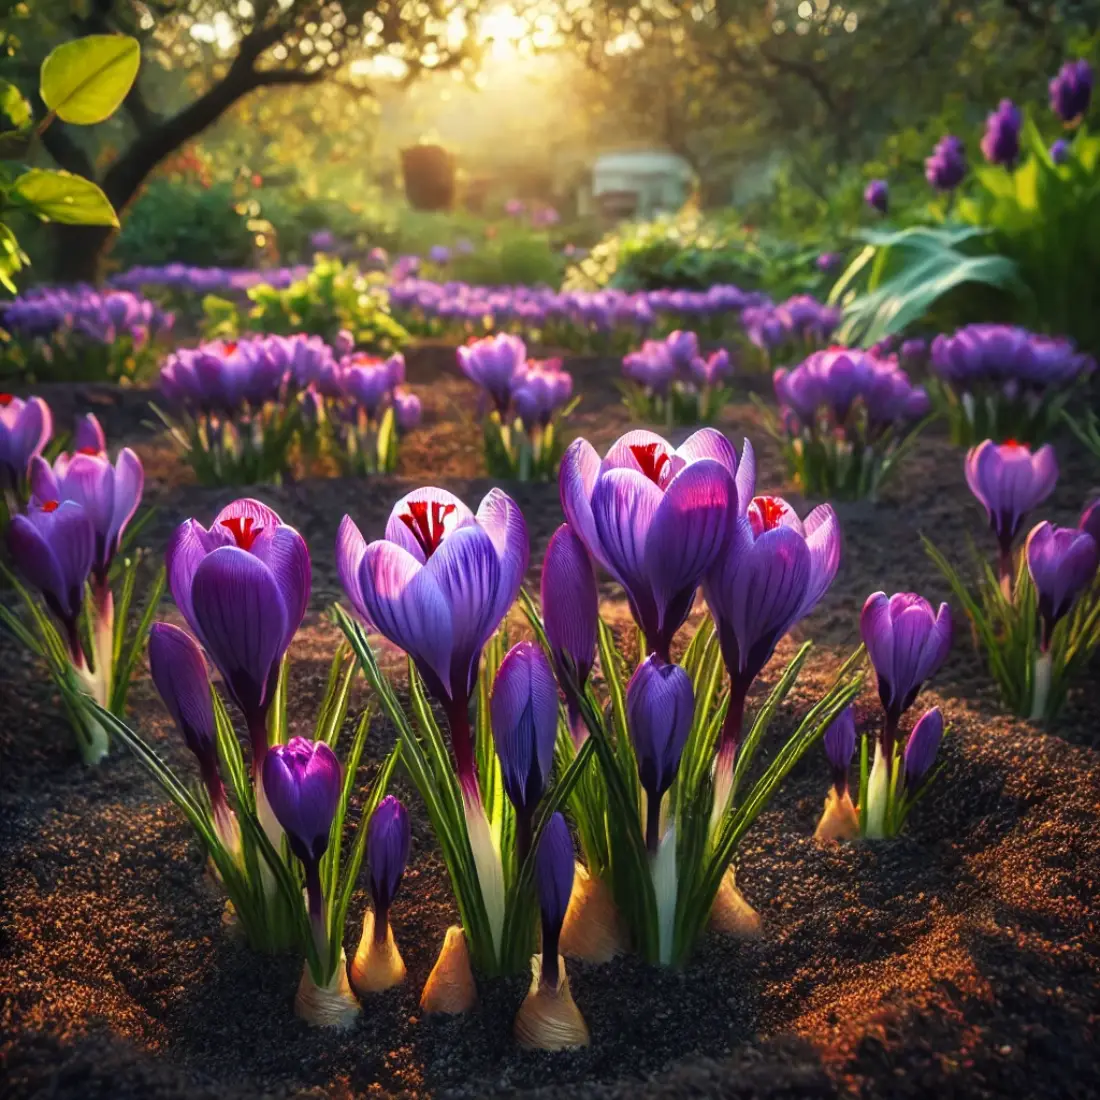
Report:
3,348,1100,1099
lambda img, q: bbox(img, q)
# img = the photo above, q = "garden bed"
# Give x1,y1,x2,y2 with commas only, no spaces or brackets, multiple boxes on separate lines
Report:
2,362,1099,1099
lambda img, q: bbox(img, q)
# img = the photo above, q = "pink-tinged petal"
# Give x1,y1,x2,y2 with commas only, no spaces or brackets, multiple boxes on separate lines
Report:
384,486,474,563
107,448,143,556
425,524,502,699
799,504,841,618
10,397,52,470
860,592,895,703
59,453,115,545
27,455,59,503
250,525,311,655
1030,444,1058,503
476,487,530,624
359,541,453,693
190,546,288,720
675,428,740,479
645,459,735,632
73,413,106,454
735,438,756,517
335,515,373,627
559,437,603,564
166,519,211,638
600,429,672,477
212,498,283,536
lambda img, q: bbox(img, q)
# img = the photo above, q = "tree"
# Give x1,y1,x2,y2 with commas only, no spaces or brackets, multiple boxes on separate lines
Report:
2,0,482,283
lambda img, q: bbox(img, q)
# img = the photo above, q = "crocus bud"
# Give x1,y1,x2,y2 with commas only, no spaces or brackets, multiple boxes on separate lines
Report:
73,413,107,455
0,394,52,492
665,330,700,371
1049,59,1093,124
904,706,944,790
1050,139,1070,164
1025,522,1099,649
981,100,1022,168
627,656,693,852
864,179,888,214
823,706,856,795
925,135,967,191
393,390,422,433
490,641,558,859
1079,499,1100,546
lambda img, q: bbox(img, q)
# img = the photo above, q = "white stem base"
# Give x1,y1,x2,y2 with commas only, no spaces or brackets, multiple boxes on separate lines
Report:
294,951,360,1029
651,824,678,965
1029,652,1052,722
463,791,505,954
864,742,890,840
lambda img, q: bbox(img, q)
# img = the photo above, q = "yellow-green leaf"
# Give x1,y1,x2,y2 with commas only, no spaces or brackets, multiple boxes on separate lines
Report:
0,79,31,129
11,169,119,227
39,35,140,126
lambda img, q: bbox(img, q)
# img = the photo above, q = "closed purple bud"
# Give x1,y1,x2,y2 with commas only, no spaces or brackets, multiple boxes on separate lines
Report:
925,135,967,191
864,179,889,214
262,737,341,867
0,394,52,491
541,523,597,689
981,100,1022,168
860,592,952,724
823,706,856,794
903,707,944,790
535,810,574,973
368,795,411,919
1025,522,1099,648
964,440,1058,555
1050,59,1092,124
393,390,422,433
627,656,693,803
73,413,106,455
491,642,559,819
665,330,700,370
148,622,216,765
1080,499,1100,546
1050,139,1070,164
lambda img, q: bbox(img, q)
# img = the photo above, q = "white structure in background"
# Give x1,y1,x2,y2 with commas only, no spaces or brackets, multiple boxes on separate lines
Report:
584,149,695,219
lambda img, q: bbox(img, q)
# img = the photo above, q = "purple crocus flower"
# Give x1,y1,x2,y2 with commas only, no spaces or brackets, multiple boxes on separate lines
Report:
864,179,889,214
665,330,700,372
337,487,528,794
262,737,341,920
148,621,234,841
535,812,574,985
8,499,94,660
393,390,422,433
1050,139,1070,164
925,135,967,191
512,360,573,428
903,706,944,790
0,394,52,492
981,100,1023,168
428,245,452,266
823,706,857,795
690,348,732,388
73,413,107,455
457,334,528,415
1080,499,1100,546
622,341,676,395
334,329,355,358
1025,522,1099,648
627,656,693,852
29,440,143,585
704,493,840,779
166,499,310,769
1050,59,1093,124
816,252,843,273
860,592,952,755
368,795,411,937
341,356,394,421
561,429,748,662
491,641,559,858
965,440,1057,580
742,306,789,351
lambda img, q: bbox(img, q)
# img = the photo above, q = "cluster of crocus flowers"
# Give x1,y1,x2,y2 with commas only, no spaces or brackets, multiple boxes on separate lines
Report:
621,330,733,425
768,346,931,499
856,593,952,838
929,324,1095,443
4,413,151,764
741,294,841,362
458,334,576,480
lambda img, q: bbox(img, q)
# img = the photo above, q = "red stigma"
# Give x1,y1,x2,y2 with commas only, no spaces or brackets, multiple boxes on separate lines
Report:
42,500,60,513
221,515,263,550
77,446,100,456
751,495,788,534
400,500,455,558
1002,438,1026,452
224,341,239,356
630,442,671,485
0,393,13,406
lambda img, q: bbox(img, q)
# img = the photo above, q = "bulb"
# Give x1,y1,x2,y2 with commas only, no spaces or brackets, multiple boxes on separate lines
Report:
420,925,477,1015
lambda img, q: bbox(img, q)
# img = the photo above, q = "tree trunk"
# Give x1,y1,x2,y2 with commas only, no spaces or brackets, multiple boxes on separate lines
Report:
51,224,118,285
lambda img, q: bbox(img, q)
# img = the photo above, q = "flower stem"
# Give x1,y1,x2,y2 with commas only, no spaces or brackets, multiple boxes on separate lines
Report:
644,790,663,855
1030,650,1053,721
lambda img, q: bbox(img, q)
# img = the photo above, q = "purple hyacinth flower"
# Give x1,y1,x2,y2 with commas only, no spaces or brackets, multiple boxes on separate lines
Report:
864,179,889,214
925,135,967,191
981,100,1023,168
166,499,311,769
561,429,749,662
903,706,944,791
535,811,574,984
824,706,857,795
1050,139,1070,164
1025,522,1099,649
29,441,144,584
860,592,952,748
393,390,422,433
8,499,94,660
1080,499,1100,546
457,334,528,415
704,494,840,768
627,655,693,852
368,795,411,935
338,486,529,793
964,440,1058,571
73,413,107,455
491,641,559,857
0,394,52,492
263,737,341,916
1050,59,1093,124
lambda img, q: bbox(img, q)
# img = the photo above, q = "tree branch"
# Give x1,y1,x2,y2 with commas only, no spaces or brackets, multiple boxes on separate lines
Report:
32,94,97,181
252,67,327,88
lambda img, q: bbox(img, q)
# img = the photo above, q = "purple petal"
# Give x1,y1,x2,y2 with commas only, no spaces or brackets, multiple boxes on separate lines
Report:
249,524,311,656
559,437,603,564
860,592,895,703
336,515,373,627
107,448,144,558
166,519,210,639
476,487,529,627
541,523,598,681
674,428,740,479
384,486,475,563
148,622,215,760
28,455,60,503
799,505,841,618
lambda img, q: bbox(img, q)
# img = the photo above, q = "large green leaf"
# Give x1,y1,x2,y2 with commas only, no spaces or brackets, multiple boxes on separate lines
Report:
39,35,140,125
11,169,119,227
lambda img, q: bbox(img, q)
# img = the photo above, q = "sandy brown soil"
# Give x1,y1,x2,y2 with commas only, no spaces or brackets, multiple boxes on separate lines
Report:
2,348,1099,1099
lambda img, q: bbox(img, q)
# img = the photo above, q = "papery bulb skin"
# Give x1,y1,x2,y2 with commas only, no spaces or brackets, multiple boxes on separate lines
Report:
294,950,360,1029
421,925,478,1014
351,910,407,995
709,867,761,939
559,862,625,963
514,954,590,1051
814,788,860,842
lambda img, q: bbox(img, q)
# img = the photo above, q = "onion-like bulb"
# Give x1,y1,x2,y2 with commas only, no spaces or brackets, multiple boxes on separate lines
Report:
350,910,406,995
420,925,477,1015
709,866,761,938
294,950,360,1029
559,861,625,962
514,954,589,1051
814,788,860,842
